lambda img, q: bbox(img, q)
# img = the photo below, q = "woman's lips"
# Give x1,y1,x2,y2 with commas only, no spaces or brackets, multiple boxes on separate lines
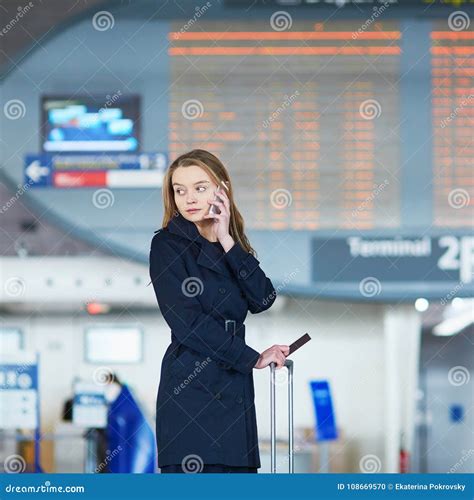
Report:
186,208,200,213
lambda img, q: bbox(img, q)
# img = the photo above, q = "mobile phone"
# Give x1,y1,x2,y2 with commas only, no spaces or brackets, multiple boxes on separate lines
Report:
209,181,229,215
288,333,311,356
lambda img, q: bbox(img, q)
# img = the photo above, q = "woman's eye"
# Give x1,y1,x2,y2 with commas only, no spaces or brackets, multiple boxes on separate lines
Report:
197,186,206,192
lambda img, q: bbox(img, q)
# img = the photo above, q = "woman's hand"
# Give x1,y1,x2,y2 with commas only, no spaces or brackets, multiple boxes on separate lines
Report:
254,345,290,369
203,181,231,242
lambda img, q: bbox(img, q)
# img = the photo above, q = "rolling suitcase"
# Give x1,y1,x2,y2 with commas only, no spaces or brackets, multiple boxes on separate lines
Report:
269,359,294,473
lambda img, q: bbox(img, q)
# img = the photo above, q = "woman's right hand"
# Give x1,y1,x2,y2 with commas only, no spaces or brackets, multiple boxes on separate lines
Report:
254,345,289,369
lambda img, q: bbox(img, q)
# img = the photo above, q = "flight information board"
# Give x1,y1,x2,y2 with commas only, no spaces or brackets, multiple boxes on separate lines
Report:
169,21,402,230
431,22,474,228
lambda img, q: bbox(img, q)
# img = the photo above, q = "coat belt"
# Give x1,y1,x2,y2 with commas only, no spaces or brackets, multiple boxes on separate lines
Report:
224,319,245,338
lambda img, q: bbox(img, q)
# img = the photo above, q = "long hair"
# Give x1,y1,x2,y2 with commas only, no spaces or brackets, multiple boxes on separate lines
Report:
162,149,256,257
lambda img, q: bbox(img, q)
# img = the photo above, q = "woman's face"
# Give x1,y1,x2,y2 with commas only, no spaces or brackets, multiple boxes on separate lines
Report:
172,165,219,221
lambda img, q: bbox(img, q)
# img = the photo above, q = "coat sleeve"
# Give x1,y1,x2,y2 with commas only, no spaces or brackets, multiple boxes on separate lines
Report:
149,234,260,375
223,241,277,314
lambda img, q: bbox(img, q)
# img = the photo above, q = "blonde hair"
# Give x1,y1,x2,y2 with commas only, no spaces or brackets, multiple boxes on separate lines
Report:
162,149,256,256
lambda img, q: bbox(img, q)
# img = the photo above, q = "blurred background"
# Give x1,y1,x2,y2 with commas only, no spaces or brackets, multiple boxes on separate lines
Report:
0,0,473,474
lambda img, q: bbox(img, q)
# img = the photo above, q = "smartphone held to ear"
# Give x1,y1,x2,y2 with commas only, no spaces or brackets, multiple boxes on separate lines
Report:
209,181,229,215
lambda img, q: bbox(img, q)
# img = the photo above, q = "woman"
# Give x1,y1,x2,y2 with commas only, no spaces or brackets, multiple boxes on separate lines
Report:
149,149,289,473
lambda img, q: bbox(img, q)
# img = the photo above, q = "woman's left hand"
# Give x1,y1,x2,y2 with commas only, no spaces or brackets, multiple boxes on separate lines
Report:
203,182,231,242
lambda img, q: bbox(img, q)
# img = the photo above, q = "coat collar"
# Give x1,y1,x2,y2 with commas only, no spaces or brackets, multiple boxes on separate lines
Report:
163,212,232,278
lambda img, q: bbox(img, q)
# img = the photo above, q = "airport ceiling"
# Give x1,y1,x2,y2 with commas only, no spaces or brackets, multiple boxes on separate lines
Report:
0,0,114,80
1,0,461,79
0,0,240,79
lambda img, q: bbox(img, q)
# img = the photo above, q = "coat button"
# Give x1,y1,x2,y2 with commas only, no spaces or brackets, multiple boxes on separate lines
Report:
218,287,226,294
236,396,243,404
239,269,247,278
215,392,222,400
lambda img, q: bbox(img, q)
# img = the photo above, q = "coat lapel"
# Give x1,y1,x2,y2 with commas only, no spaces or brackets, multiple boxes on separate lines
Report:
164,213,232,278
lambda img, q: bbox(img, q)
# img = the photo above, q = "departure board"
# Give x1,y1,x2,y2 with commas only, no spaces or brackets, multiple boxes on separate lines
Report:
431,23,474,228
169,21,401,230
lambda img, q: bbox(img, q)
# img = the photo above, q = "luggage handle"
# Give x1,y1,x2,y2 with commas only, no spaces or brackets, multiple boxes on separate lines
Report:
270,359,294,473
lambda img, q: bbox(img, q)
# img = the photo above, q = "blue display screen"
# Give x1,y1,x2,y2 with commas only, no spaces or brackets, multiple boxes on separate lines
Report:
41,95,140,153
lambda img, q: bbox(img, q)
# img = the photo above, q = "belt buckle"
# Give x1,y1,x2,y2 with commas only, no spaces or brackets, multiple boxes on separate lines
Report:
225,319,236,335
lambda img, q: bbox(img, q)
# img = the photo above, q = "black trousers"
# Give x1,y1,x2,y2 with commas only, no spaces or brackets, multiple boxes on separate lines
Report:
160,463,258,473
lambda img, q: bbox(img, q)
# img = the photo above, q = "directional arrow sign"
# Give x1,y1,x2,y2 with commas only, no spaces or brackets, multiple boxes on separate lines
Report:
24,155,52,187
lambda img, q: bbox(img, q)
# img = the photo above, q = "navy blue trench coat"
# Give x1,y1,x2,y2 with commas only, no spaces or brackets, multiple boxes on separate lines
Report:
149,212,277,468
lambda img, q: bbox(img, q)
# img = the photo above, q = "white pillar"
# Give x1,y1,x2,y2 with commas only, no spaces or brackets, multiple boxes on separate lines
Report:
383,305,422,472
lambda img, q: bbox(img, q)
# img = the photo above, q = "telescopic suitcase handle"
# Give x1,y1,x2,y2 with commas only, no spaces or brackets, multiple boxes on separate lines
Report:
270,359,294,473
